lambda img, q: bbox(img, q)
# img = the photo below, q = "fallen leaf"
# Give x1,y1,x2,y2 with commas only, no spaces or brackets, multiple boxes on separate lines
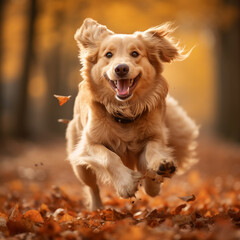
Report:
53,208,66,221
1,139,240,239
23,210,44,223
60,230,79,238
172,214,193,226
59,213,74,223
146,209,164,219
39,203,50,216
178,194,196,202
99,208,126,221
0,213,8,233
147,218,164,228
38,217,61,236
58,119,70,124
51,185,69,201
133,210,149,220
54,95,71,106
7,204,27,234
0,212,8,221
175,204,187,214
8,204,22,222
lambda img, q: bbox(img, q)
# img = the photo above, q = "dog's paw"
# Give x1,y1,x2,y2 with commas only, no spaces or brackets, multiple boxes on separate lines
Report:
156,161,176,178
114,171,142,198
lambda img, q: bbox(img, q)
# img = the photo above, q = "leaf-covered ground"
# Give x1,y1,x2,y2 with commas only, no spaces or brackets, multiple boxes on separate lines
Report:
0,137,240,240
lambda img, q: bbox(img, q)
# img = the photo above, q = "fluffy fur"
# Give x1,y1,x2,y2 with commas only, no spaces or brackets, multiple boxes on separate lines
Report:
66,18,199,210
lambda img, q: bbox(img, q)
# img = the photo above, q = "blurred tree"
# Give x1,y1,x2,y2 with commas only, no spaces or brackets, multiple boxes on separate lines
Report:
15,0,38,138
0,0,239,141
0,0,6,138
44,7,67,134
216,0,240,142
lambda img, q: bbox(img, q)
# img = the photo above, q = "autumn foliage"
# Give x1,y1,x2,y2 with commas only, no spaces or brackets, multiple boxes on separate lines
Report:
54,95,72,107
0,138,240,239
0,178,240,239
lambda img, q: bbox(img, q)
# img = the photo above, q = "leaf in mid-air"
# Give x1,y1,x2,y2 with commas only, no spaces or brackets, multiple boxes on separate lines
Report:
58,119,70,124
54,95,71,106
178,194,196,202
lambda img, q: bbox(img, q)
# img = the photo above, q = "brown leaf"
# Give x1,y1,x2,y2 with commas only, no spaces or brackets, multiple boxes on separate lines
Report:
7,204,27,234
59,213,74,223
147,218,164,228
178,194,196,202
53,208,66,221
58,119,70,124
87,218,102,229
99,209,126,221
38,217,61,236
172,214,193,226
175,204,187,214
54,95,71,106
51,185,69,201
133,210,149,220
0,212,8,221
39,203,50,216
23,210,44,223
0,212,8,233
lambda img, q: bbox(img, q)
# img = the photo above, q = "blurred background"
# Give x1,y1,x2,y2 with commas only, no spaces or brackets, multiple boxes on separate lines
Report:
0,3,240,234
0,0,239,143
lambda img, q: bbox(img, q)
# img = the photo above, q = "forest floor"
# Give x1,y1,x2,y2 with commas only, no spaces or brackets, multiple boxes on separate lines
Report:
0,135,240,240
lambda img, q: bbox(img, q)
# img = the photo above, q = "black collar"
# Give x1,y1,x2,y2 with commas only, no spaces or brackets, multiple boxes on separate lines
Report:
113,113,142,124
98,102,145,124
113,116,138,124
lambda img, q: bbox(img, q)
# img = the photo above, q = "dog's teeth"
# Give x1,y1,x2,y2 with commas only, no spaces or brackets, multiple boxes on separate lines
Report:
127,87,130,94
114,80,117,86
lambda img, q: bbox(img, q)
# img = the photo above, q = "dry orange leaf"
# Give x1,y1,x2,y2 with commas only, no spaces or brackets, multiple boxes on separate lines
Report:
7,204,26,234
0,212,8,232
39,203,50,215
59,213,74,223
58,119,70,124
8,204,22,222
39,217,61,235
175,204,187,214
23,210,44,223
178,194,196,202
133,210,148,220
0,212,8,221
54,94,71,106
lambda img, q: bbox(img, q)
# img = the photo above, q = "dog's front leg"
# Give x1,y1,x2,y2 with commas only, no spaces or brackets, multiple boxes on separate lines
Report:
139,141,176,177
70,143,142,199
138,141,176,197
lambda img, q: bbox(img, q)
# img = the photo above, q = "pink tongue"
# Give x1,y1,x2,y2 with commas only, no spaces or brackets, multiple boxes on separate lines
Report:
117,79,130,95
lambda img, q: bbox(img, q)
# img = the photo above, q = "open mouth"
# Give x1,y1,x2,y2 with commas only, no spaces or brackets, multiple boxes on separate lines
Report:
105,73,141,101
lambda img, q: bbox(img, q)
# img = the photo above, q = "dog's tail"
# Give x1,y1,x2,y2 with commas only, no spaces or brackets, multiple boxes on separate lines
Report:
166,96,199,174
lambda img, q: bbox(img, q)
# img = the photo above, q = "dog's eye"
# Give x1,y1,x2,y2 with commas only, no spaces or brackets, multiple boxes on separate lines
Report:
131,51,139,58
105,52,113,58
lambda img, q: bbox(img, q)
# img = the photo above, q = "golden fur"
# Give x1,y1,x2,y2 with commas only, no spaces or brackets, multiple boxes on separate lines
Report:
66,18,199,210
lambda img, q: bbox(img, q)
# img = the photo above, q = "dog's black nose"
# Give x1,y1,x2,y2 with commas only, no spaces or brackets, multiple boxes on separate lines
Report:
115,64,129,77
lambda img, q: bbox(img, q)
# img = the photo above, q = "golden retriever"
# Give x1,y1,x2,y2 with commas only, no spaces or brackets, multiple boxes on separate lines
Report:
66,18,198,210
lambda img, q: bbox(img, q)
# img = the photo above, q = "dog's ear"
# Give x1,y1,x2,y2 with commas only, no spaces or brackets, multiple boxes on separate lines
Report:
75,18,113,49
142,23,188,63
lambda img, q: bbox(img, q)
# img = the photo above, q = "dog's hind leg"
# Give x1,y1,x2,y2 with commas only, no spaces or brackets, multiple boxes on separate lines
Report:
137,152,161,197
142,178,161,197
72,165,103,211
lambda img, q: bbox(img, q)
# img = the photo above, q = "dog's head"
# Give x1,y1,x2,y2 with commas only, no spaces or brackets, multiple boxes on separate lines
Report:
75,18,187,109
